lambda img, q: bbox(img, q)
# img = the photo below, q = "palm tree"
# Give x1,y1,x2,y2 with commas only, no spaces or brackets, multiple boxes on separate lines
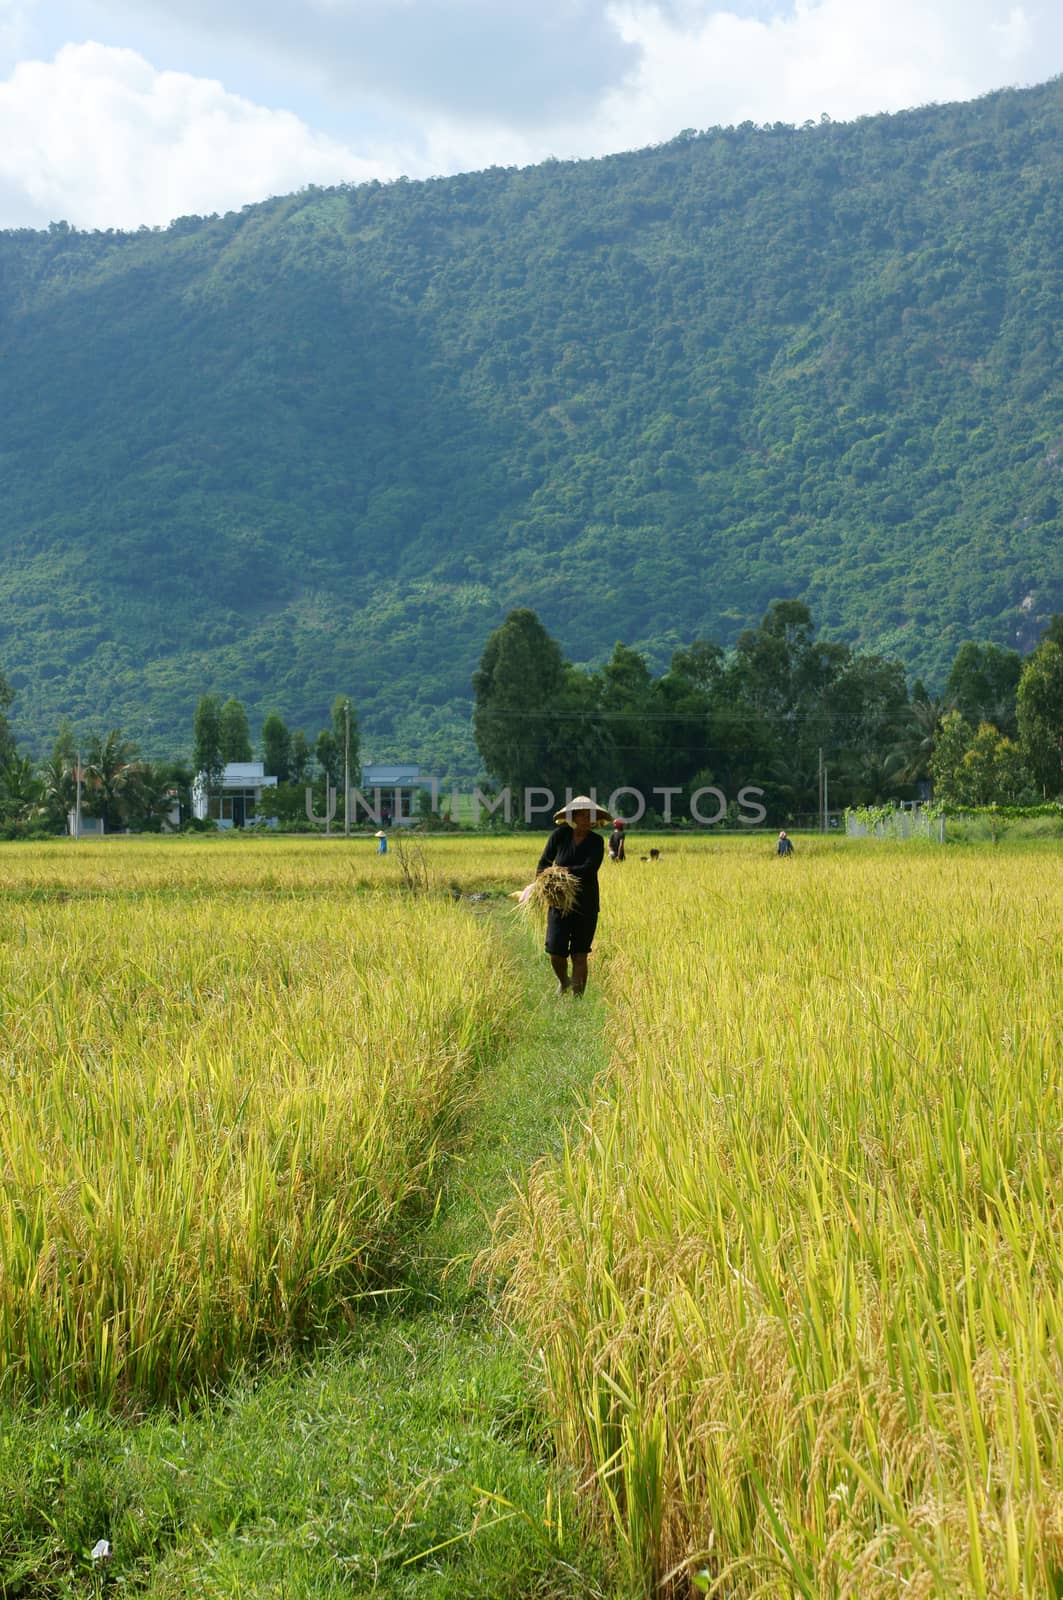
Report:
0,754,43,828
84,730,142,831
834,746,908,808
125,762,183,831
889,693,954,787
38,754,77,833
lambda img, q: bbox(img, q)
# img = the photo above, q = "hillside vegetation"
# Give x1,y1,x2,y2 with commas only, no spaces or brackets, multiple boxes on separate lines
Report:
1,79,1060,768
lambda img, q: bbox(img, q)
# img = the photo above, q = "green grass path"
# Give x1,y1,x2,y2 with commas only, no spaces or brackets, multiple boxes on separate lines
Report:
0,910,620,1600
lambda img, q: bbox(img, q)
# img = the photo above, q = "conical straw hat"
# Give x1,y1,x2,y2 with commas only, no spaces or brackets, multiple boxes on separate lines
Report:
552,795,612,826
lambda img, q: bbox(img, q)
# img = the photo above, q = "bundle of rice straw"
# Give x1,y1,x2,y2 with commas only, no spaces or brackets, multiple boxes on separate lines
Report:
510,865,580,916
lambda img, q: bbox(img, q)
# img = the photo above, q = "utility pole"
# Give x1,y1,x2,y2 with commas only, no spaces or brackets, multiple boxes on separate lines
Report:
824,762,829,833
818,747,823,833
343,699,350,838
74,748,82,840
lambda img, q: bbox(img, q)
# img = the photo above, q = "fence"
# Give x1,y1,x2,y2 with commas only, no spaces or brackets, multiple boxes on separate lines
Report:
845,804,946,842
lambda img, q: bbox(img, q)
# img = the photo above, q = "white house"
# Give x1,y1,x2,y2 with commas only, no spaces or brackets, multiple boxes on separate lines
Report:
360,763,435,827
67,812,106,838
193,762,278,829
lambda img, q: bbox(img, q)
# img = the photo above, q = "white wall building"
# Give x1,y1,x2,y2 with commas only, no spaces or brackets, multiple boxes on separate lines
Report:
67,812,105,838
193,762,278,829
360,763,434,827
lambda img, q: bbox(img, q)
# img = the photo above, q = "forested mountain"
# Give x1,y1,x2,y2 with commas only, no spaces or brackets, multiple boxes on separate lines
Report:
1,78,1060,771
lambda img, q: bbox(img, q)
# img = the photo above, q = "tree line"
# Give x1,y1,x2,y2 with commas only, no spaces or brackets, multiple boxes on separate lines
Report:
0,602,1060,836
472,606,1063,821
0,691,359,836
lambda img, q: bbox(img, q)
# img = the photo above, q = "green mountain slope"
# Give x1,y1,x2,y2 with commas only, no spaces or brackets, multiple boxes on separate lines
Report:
1,80,1061,770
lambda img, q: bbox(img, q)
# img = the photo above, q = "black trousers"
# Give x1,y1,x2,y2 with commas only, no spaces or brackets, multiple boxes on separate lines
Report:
545,906,599,956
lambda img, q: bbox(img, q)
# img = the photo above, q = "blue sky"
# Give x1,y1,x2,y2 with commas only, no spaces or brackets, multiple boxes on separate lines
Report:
1,0,1060,229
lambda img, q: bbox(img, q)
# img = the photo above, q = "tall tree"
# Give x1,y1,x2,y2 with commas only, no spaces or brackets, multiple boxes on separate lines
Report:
0,670,16,767
261,711,292,783
593,643,661,799
946,642,1022,738
729,601,850,813
193,694,225,799
52,718,78,770
1017,639,1063,796
931,714,1034,806
473,609,570,795
219,697,252,763
654,642,724,790
290,729,311,785
826,653,911,802
315,733,339,788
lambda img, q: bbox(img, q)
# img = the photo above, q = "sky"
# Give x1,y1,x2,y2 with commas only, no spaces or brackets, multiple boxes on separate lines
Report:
0,0,1060,230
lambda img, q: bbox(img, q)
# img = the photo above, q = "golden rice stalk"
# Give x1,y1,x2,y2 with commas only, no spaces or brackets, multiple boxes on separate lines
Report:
515,865,580,916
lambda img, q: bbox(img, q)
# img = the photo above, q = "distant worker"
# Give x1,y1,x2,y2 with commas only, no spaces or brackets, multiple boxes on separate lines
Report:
375,830,388,855
607,819,626,863
777,830,794,857
536,795,610,999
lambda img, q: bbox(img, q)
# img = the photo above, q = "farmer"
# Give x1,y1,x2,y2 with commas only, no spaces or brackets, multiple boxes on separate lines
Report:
375,829,388,855
776,830,794,857
536,795,610,998
607,818,626,862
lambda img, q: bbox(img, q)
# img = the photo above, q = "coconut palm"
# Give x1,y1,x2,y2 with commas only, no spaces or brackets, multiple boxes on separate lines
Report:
38,754,77,833
126,762,184,831
889,693,954,786
0,754,43,827
84,730,143,832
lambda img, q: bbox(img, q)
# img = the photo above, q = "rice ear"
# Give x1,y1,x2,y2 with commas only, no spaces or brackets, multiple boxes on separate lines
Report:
517,865,580,916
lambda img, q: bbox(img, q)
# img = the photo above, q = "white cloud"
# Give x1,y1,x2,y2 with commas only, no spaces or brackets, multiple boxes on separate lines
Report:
0,0,35,59
0,3,1060,229
593,0,1061,140
0,41,381,228
85,0,638,123
79,0,1063,142
312,0,1063,186
991,5,1034,63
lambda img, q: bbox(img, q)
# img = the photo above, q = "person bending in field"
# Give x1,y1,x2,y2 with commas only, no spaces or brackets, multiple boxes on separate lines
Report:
537,795,610,998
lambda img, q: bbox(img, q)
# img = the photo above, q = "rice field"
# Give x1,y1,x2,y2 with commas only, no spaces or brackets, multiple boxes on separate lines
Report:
2,832,1062,1599
0,838,515,1405
498,839,1063,1597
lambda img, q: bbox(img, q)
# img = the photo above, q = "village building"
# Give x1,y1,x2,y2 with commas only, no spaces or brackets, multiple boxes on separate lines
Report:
359,763,435,827
67,812,106,838
193,762,278,829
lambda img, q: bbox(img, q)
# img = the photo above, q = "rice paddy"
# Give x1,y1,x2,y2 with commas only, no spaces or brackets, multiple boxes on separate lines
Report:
499,839,1063,1597
1,833,1061,1597
0,841,515,1406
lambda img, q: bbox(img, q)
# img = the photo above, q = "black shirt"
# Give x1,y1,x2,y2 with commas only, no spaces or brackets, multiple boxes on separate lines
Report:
536,825,605,914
